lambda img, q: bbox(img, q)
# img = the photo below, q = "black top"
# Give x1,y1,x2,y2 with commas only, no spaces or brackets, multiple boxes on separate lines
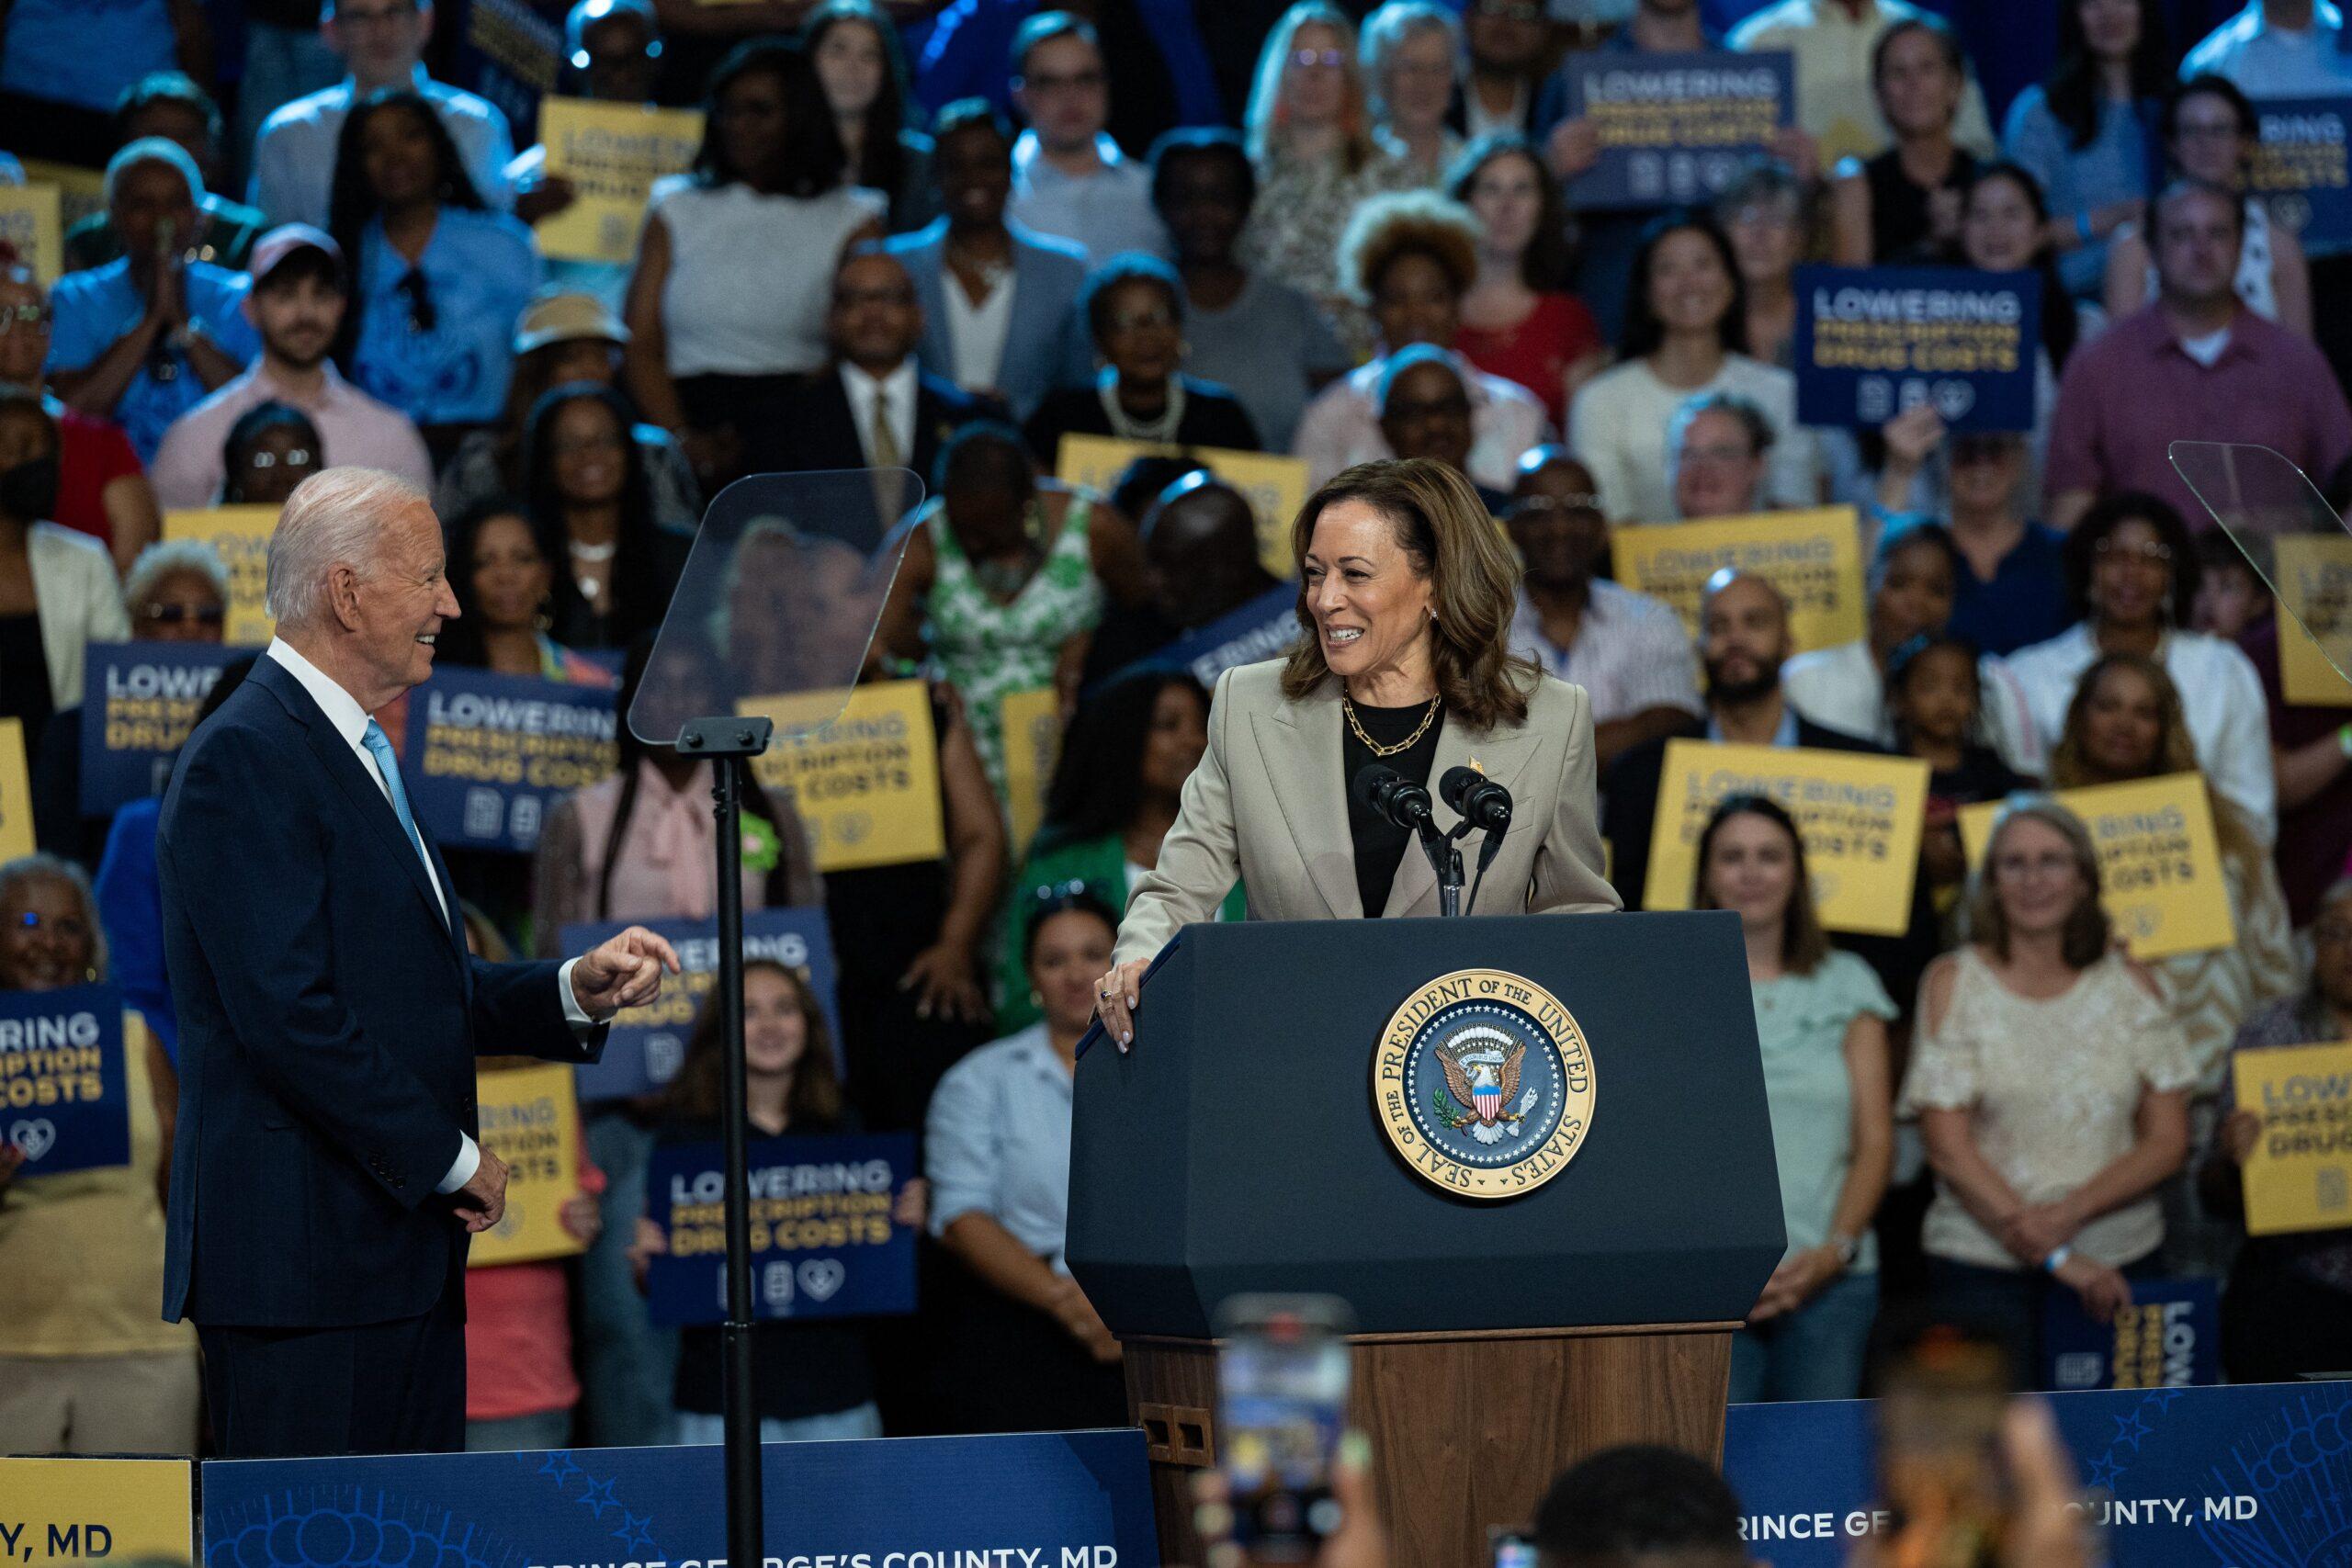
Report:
1862,147,1980,265
1928,744,2031,808
662,1109,880,1423
1022,377,1263,468
1342,696,1444,918
0,613,52,736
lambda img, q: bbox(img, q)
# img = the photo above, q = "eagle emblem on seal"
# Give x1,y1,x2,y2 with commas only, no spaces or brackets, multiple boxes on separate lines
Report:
1432,1025,1541,1146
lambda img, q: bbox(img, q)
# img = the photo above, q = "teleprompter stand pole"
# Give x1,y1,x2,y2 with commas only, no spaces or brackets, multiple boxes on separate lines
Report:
676,714,775,1568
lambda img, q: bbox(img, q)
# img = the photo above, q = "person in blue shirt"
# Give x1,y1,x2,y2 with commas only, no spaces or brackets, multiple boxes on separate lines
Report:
327,88,542,454
47,140,260,465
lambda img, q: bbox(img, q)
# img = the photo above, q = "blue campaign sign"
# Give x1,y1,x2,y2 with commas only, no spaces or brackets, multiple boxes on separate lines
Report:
1723,1381,2350,1568
2042,1278,2221,1391
567,908,842,1101
78,641,244,817
645,1131,919,1325
1793,265,2041,433
399,667,616,854
1119,583,1299,694
2255,97,2352,251
0,984,130,1175
1559,50,1792,209
200,1428,1158,1568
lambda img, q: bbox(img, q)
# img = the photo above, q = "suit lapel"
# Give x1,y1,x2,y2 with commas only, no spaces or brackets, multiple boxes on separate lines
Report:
1383,717,1546,919
1251,683,1359,918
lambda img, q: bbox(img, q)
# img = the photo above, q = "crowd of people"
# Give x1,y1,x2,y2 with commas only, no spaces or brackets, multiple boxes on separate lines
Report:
5,0,2352,1471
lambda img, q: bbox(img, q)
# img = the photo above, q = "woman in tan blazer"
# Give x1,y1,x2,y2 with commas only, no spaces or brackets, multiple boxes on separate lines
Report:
1093,457,1619,1045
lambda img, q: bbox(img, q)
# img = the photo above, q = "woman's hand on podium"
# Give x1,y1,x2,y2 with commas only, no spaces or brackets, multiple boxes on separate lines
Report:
1093,959,1150,1050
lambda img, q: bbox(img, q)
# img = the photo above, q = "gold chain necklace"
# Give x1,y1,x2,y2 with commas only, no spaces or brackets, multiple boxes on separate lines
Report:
1343,694,1441,758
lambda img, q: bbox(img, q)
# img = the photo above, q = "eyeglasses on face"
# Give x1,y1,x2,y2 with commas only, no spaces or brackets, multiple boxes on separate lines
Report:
245,448,317,471
1291,48,1345,68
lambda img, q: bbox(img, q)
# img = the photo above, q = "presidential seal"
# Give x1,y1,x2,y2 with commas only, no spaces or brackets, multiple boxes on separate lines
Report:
1372,967,1595,1200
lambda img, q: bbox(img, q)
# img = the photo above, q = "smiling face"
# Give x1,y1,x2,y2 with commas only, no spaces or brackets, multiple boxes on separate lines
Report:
1875,25,1962,140
2088,514,2174,631
742,964,811,1079
1464,149,1543,259
344,497,460,698
360,103,441,208
1371,250,1459,350
1987,814,2090,940
1870,536,1957,652
1645,226,1736,342
1671,406,1765,520
1097,276,1182,385
1378,358,1473,472
469,511,552,633
1700,575,1791,705
550,398,628,507
1383,26,1455,133
1140,681,1210,797
1302,498,1436,689
1029,907,1116,1036
1894,643,1978,747
813,17,887,120
1962,173,2041,272
135,568,228,644
0,873,94,992
1722,191,1802,288
2075,661,2165,779
936,120,1012,228
1702,810,1802,937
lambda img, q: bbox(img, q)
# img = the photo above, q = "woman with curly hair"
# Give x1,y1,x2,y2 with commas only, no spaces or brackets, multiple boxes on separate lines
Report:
1293,189,1550,492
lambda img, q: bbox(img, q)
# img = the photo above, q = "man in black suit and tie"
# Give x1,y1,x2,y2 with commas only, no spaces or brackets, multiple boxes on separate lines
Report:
157,467,681,1458
780,248,1000,481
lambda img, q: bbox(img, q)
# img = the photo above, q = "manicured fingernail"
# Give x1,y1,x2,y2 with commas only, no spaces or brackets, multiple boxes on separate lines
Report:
1125,994,1136,1006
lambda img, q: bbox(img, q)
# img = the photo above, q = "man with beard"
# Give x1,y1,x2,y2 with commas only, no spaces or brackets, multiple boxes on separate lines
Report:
149,226,431,508
1503,447,1700,768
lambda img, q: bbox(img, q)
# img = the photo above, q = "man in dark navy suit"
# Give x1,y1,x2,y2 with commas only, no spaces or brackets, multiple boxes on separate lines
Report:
157,467,680,1458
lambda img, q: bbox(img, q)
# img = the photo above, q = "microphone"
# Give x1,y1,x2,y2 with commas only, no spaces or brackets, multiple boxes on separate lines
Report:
1439,767,1512,835
1351,763,1434,831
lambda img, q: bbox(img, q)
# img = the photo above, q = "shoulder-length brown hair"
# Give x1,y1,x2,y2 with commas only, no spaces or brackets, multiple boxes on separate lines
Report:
1692,795,1832,976
2049,651,2267,878
663,958,845,1127
1280,457,1536,732
1965,796,2110,971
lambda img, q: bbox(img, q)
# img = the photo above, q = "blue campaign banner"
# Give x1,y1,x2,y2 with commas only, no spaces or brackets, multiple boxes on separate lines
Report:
1119,583,1299,694
1559,49,1793,209
2255,97,2352,251
645,1131,919,1325
566,908,842,1101
200,1428,1158,1568
2042,1278,2221,1392
1793,265,2041,433
399,667,616,854
1724,1381,2347,1568
0,984,130,1175
78,641,244,817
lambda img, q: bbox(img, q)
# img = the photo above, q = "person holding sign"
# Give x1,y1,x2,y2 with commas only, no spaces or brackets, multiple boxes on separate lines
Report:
0,853,198,1458
1903,797,2197,1366
2199,879,2352,1383
630,959,918,1442
2045,653,2295,1080
1695,797,1894,1403
157,468,683,1459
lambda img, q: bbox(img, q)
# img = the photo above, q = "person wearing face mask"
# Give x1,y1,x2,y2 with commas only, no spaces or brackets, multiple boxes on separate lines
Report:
1088,457,1620,1052
887,101,1095,423
0,392,135,736
1504,449,1701,767
1293,190,1550,492
47,140,263,466
149,226,431,510
0,264,162,574
2007,491,2275,837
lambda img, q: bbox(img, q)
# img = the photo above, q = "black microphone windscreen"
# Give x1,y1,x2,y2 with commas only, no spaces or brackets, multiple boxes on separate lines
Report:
1351,762,1400,817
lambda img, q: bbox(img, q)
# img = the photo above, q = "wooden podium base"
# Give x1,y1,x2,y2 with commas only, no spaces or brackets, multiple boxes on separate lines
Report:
1124,1323,1738,1568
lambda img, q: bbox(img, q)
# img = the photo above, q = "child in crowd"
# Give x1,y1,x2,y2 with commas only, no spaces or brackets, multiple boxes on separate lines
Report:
1886,633,2033,929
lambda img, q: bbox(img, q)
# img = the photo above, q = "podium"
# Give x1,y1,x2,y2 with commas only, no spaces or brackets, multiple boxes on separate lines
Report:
1067,912,1783,1568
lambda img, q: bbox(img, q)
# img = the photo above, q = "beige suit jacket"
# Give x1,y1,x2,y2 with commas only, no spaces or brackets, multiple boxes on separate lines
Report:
1114,659,1621,964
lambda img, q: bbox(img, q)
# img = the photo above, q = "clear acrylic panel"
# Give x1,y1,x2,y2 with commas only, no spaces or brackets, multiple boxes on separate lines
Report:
626,468,924,747
2169,440,2352,684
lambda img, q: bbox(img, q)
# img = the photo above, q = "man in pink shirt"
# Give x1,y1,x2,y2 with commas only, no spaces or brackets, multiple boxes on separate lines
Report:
2045,178,2352,531
148,225,433,508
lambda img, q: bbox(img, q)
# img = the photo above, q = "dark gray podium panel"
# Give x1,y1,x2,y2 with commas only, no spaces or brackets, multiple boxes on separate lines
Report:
1067,911,1784,1337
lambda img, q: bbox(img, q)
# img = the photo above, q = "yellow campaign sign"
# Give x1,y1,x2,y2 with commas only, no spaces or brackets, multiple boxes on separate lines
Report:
1056,433,1306,580
0,719,31,862
0,185,62,286
0,1457,193,1565
469,1063,586,1267
1645,740,1928,935
2273,534,2352,706
536,99,705,265
1000,686,1062,856
1611,506,1865,654
741,680,947,872
1957,774,2236,960
17,159,105,231
163,505,277,645
2233,1040,2352,1235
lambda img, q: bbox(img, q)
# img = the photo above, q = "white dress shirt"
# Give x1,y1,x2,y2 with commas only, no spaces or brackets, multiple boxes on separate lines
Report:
249,66,514,229
1008,131,1170,266
840,360,919,466
266,637,595,1194
943,269,1017,394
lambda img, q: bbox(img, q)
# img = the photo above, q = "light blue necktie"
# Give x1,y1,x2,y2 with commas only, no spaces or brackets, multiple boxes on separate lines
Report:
361,718,429,867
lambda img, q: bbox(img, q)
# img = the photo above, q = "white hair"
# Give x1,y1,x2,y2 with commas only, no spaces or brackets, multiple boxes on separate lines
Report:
104,136,206,208
266,467,429,628
122,538,231,614
0,852,108,983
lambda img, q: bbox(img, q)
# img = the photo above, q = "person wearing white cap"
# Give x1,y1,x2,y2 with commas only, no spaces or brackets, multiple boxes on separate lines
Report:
148,225,432,509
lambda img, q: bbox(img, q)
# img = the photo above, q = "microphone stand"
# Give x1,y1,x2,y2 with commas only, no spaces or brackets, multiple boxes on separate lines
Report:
1418,819,1469,918
676,713,775,1568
